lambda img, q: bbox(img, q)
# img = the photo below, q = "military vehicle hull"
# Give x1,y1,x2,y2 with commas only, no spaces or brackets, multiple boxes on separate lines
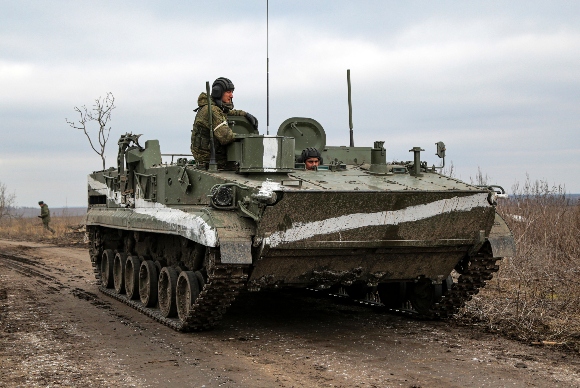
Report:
87,124,514,331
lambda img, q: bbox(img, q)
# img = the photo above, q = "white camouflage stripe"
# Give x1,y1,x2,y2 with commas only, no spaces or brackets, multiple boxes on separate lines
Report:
264,193,489,248
88,175,108,195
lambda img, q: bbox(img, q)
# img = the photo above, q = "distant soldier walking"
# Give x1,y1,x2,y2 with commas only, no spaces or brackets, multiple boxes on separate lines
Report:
38,201,55,234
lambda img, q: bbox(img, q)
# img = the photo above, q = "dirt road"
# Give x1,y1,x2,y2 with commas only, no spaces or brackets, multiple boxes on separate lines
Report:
1,239,579,387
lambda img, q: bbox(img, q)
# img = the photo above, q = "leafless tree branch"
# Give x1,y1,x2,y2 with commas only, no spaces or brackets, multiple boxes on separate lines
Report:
66,92,115,170
0,182,17,222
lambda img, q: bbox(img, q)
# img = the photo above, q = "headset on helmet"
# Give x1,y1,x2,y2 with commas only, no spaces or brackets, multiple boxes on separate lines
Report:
299,147,323,164
211,77,235,99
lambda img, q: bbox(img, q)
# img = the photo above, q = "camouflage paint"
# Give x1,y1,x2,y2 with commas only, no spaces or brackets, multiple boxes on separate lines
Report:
262,137,279,172
264,193,489,248
88,175,108,196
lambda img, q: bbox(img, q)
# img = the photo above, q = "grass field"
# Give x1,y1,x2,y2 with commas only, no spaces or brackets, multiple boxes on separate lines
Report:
0,214,86,246
463,182,580,351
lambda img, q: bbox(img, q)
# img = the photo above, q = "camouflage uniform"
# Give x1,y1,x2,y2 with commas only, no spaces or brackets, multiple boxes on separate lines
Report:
39,203,55,234
191,92,246,168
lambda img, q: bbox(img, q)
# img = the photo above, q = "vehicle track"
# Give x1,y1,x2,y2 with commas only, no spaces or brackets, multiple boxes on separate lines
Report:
93,259,248,332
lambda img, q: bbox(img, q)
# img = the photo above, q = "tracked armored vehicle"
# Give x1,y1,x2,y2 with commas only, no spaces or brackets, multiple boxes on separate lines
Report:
86,111,515,331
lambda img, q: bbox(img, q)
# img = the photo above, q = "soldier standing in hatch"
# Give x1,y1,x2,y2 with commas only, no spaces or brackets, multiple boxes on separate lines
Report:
38,201,55,234
191,77,258,168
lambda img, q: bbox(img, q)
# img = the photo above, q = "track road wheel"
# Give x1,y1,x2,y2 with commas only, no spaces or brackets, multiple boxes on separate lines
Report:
377,282,408,309
113,252,127,294
194,270,205,290
101,249,115,288
158,267,179,318
409,280,437,315
124,256,141,300
346,282,369,300
176,271,201,322
139,260,158,307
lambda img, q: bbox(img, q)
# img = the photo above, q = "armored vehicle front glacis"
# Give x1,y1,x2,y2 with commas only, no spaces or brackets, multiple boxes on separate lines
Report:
86,117,515,331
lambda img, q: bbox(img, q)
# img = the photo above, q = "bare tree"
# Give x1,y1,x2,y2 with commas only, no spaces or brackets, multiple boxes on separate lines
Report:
0,181,17,222
66,92,116,170
470,166,490,186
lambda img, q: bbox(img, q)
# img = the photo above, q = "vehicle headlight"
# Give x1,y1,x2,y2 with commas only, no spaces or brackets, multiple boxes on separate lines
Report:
211,185,233,207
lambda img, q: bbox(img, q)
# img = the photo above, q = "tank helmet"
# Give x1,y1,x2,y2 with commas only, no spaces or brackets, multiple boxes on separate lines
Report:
38,201,44,205
299,147,323,164
211,77,235,99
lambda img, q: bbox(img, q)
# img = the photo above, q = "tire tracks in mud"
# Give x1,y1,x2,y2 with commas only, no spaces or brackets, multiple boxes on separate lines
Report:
0,252,60,284
0,249,137,388
0,250,139,327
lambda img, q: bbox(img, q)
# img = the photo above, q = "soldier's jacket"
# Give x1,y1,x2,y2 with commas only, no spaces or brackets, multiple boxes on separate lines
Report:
40,204,51,223
191,92,246,167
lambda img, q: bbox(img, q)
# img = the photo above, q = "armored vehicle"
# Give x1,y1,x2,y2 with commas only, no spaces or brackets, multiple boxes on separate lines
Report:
87,110,515,331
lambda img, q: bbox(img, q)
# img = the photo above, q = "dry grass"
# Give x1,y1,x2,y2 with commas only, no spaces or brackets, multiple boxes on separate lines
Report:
461,179,580,351
0,214,86,246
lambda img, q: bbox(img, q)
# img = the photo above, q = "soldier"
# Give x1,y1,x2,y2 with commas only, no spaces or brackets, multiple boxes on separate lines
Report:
191,77,258,168
38,201,55,234
299,147,323,171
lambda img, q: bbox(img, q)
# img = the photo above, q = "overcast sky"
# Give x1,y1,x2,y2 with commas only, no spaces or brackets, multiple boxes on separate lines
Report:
1,0,579,207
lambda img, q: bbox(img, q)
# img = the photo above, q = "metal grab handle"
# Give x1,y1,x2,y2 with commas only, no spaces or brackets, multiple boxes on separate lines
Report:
476,185,506,195
290,122,304,135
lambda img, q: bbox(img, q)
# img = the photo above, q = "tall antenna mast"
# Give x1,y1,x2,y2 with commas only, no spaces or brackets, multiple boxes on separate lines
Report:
266,0,270,135
347,69,354,147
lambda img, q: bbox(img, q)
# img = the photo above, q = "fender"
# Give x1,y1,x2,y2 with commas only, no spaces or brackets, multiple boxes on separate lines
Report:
86,207,219,247
487,212,516,258
87,207,256,264
211,210,256,264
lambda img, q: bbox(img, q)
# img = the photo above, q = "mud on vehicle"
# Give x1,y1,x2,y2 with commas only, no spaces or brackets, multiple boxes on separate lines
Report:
86,111,515,331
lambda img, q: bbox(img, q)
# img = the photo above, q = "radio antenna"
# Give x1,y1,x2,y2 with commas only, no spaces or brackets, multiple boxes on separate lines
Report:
205,81,217,171
347,69,354,147
266,0,270,135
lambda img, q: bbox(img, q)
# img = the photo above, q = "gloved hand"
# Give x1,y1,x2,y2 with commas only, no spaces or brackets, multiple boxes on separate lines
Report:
245,112,259,130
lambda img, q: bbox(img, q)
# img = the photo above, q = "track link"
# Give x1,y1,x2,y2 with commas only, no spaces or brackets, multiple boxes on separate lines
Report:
431,251,500,318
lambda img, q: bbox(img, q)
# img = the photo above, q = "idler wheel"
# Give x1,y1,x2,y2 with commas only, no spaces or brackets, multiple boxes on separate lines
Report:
124,255,141,300
113,252,127,294
100,249,115,288
139,260,158,307
158,267,179,318
176,271,201,322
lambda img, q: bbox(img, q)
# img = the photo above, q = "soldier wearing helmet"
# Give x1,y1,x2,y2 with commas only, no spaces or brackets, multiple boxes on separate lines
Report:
299,147,323,171
191,77,258,168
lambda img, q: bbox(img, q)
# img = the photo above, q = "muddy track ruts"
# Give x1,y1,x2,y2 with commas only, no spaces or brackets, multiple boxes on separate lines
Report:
0,252,111,308
0,252,60,284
